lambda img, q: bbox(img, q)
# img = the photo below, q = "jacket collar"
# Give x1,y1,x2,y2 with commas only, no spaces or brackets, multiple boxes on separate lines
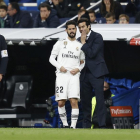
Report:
86,30,95,42
86,30,91,39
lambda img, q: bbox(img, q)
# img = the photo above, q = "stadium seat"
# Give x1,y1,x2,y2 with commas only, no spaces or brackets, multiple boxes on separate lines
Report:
0,75,33,113
0,75,33,127
129,17,135,24
96,17,106,24
95,12,102,18
37,0,46,7
59,18,70,25
29,10,39,20
122,5,126,11
19,0,36,3
20,6,27,11
4,0,9,5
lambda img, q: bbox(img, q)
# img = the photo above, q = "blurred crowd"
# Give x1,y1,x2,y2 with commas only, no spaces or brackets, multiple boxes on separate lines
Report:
0,0,140,28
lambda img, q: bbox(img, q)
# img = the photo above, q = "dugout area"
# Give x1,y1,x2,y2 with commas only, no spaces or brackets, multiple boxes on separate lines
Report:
0,25,140,127
0,40,139,127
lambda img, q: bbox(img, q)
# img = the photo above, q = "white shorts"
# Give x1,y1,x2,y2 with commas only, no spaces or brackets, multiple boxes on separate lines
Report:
55,72,80,101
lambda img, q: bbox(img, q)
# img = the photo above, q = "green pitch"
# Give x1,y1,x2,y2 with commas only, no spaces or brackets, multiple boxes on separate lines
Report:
0,128,140,140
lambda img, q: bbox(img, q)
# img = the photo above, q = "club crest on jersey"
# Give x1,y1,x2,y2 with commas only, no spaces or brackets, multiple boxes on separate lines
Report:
64,41,67,48
57,94,59,97
76,47,79,51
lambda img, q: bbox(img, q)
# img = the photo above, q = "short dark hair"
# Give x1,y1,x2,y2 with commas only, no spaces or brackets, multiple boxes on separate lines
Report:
38,3,51,11
10,2,20,13
66,20,77,29
105,12,115,19
0,5,7,11
77,18,90,27
88,9,96,16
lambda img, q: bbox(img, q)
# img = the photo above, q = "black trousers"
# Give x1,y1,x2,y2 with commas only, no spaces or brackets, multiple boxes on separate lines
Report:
80,71,106,128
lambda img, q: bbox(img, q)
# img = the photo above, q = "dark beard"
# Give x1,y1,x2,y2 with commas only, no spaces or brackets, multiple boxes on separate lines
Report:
68,32,76,38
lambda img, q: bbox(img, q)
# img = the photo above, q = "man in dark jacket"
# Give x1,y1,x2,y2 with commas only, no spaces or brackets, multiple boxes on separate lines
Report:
7,2,33,28
0,35,8,87
77,18,109,128
33,3,60,28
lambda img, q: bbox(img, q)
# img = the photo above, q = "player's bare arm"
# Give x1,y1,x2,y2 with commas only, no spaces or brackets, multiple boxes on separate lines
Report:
60,66,67,73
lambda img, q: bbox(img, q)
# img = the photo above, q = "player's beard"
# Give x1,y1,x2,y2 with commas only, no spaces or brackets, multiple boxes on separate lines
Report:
68,32,76,38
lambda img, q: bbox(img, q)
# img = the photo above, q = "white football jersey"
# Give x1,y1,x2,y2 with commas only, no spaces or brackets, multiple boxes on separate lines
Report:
51,37,85,72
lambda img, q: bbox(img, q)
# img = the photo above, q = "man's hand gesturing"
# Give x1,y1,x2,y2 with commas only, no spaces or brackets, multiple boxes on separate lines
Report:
81,30,87,44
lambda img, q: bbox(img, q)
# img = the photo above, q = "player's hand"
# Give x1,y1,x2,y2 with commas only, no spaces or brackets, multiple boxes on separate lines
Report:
70,68,80,75
0,74,3,81
52,0,59,5
60,66,67,73
81,30,87,44
80,60,84,65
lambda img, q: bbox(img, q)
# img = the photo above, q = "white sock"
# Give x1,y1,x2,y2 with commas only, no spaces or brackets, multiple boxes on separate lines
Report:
58,106,68,126
71,109,79,129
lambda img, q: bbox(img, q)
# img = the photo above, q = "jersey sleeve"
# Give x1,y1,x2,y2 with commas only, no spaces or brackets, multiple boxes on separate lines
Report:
51,40,61,56
76,50,85,71
80,50,85,60
49,40,62,69
0,35,8,75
